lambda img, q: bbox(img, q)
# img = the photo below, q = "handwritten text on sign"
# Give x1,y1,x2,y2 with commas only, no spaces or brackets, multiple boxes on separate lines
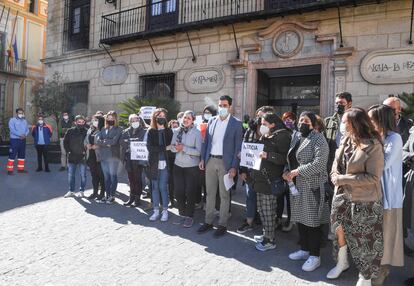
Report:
130,141,149,161
240,143,264,171
139,106,156,120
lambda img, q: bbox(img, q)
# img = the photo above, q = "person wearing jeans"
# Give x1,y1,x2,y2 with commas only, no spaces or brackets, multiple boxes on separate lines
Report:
96,111,122,204
63,115,88,198
147,108,173,222
171,110,202,228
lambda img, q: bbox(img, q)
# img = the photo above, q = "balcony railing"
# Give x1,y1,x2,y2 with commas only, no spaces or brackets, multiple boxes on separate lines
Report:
0,55,27,77
100,0,376,44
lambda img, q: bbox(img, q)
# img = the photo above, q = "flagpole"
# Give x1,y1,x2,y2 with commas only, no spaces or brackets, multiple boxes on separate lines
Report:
3,7,10,34
0,5,5,24
10,10,19,48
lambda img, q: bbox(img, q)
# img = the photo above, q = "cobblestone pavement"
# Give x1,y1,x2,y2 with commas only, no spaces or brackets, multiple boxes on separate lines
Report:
1,146,413,286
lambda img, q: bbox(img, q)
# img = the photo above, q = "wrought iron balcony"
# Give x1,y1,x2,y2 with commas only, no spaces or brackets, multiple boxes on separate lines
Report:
0,55,27,77
100,0,377,45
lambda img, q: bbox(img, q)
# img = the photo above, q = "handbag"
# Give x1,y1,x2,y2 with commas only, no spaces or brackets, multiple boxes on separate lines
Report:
261,168,286,197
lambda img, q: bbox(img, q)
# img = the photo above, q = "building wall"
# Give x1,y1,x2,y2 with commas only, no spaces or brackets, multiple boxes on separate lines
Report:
44,0,414,118
0,0,48,124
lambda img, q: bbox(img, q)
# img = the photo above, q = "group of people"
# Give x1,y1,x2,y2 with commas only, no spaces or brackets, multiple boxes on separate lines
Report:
5,92,414,286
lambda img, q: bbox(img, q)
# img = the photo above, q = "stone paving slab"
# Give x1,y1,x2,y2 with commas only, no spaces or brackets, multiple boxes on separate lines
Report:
0,146,413,286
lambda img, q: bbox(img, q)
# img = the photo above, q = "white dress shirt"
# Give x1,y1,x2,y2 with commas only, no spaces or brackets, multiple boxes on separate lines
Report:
210,115,230,156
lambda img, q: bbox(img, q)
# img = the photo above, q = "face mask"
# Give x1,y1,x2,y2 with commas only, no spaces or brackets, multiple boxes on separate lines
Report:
298,123,311,137
17,114,24,119
284,121,295,130
131,122,140,129
92,120,99,128
259,125,270,135
156,117,166,126
38,120,44,125
218,107,229,118
339,122,347,135
335,104,345,115
107,120,115,126
203,113,212,121
77,124,85,129
63,116,69,120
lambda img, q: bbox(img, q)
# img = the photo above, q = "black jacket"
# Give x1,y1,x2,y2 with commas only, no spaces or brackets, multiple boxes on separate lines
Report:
147,128,173,180
64,126,87,164
120,126,148,172
249,128,291,195
398,115,413,145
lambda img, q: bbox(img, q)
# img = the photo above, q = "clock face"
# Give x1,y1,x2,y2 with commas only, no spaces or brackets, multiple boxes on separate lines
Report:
273,30,302,58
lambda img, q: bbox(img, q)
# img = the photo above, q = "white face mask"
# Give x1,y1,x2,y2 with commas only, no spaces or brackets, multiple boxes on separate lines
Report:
203,113,212,121
38,120,44,125
92,120,99,128
218,107,229,118
63,116,69,120
259,125,270,135
131,122,140,129
17,114,24,119
339,122,346,135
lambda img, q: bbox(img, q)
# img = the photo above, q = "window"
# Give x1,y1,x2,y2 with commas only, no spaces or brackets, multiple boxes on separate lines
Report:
65,82,89,116
140,73,175,99
63,0,90,51
151,0,162,16
166,0,176,13
29,0,38,14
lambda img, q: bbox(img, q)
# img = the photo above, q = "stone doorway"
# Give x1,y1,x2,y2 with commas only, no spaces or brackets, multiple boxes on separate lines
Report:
256,64,321,116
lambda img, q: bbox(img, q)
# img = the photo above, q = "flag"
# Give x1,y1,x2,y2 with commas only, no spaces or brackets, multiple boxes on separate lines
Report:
12,37,18,63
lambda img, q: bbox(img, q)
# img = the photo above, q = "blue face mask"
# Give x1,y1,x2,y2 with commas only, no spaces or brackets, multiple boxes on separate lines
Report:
218,107,229,118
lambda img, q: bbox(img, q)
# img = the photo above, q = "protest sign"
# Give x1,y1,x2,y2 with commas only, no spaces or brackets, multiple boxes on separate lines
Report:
130,141,149,161
240,142,264,170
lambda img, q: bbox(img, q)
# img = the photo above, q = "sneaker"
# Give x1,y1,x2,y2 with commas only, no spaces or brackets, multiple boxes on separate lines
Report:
105,196,115,204
213,225,227,238
77,191,85,198
302,256,321,272
237,222,254,234
160,210,169,222
197,223,213,234
149,210,160,221
64,191,75,198
282,221,293,232
173,217,185,225
97,197,107,204
254,235,264,243
183,217,194,228
289,250,310,261
255,238,276,252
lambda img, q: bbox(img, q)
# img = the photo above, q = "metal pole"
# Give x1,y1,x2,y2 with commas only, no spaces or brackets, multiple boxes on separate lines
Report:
409,0,414,45
232,24,240,59
186,32,196,63
337,4,344,48
3,7,10,34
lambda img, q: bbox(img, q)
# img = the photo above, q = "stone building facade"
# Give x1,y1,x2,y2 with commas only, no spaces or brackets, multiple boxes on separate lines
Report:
44,0,414,118
0,0,48,126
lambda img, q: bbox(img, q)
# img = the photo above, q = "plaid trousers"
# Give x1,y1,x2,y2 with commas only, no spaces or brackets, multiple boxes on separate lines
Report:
257,192,278,241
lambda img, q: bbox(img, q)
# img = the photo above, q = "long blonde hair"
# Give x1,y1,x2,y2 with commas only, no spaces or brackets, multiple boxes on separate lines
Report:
104,111,119,128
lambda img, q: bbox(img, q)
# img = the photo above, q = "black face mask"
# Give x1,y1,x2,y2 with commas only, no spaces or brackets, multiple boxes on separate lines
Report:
156,117,167,126
298,123,311,137
77,124,85,129
248,117,261,131
335,104,345,115
107,120,115,126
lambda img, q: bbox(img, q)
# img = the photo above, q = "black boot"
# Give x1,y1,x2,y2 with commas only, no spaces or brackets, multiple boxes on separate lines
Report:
88,192,98,200
131,197,141,208
123,195,135,206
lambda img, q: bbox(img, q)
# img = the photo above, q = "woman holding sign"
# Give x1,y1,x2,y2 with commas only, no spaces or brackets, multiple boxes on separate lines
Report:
249,113,291,251
120,114,148,207
147,108,173,222
283,111,329,272
171,110,202,228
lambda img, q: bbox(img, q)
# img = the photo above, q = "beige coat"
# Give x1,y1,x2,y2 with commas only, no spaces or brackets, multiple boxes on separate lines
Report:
331,137,384,203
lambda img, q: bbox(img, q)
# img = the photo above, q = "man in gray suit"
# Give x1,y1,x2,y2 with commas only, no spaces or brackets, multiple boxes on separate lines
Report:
197,96,243,237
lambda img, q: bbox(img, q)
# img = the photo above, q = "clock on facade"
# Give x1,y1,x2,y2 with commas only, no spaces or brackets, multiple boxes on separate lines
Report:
272,29,303,58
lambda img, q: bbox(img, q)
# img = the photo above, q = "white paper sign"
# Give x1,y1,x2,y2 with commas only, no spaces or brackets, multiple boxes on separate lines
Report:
240,143,264,170
223,174,235,191
139,106,156,120
130,141,149,161
195,115,203,130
